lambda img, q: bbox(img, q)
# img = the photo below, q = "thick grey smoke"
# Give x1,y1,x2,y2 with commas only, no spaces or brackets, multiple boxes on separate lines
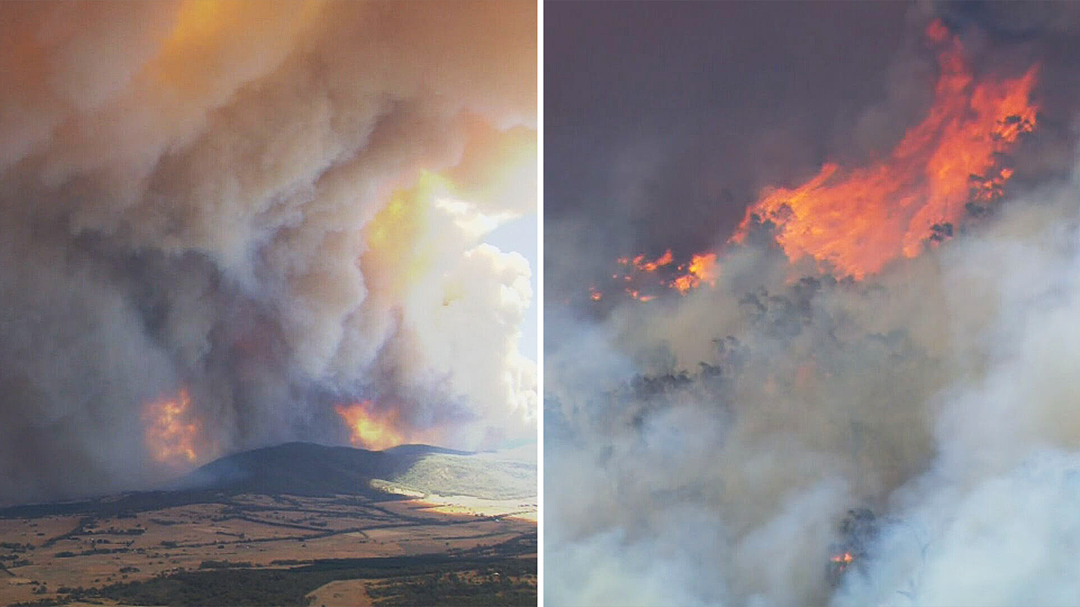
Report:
546,165,1080,605
0,1,536,504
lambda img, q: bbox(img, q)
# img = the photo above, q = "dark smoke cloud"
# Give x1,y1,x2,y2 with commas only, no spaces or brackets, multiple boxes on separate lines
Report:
0,0,536,504
546,2,1080,605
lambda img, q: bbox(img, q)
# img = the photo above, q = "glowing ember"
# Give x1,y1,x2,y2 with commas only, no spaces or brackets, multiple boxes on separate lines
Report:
639,249,674,272
617,249,676,274
595,250,721,303
830,552,855,564
143,389,201,467
335,401,408,451
730,19,1038,279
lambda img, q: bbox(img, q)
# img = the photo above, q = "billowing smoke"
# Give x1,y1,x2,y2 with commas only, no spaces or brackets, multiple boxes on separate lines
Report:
546,4,1080,606
0,0,536,504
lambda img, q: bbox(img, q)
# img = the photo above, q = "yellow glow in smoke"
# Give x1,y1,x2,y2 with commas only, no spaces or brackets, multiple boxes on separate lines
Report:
151,0,324,93
364,171,454,293
165,0,226,49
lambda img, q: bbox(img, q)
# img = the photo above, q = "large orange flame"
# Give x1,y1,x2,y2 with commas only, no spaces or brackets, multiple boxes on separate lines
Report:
334,401,410,451
143,389,202,467
588,21,1036,305
730,20,1038,279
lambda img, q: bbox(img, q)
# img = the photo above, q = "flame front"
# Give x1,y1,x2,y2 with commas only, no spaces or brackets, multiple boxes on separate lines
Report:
587,20,1036,304
730,20,1038,279
335,401,409,451
143,389,201,467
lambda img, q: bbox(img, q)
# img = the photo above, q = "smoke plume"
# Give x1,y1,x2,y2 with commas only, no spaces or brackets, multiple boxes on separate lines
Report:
0,0,536,504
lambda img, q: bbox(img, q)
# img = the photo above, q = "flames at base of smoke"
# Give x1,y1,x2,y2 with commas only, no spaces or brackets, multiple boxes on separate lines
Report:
334,401,424,451
143,389,204,467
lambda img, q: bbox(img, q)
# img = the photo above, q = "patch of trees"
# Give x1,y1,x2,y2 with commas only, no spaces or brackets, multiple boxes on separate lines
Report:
270,559,311,566
102,526,145,535
0,541,33,552
42,516,96,547
367,566,537,606
199,559,254,569
54,547,129,558
89,538,536,607
10,599,65,607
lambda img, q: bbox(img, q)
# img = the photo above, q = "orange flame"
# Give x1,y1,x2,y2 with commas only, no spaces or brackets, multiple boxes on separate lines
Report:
143,389,202,467
731,20,1038,279
619,249,675,273
334,401,410,451
671,253,719,294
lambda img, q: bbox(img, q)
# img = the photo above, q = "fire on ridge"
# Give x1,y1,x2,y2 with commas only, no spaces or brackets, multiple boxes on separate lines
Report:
591,19,1038,303
730,19,1037,279
335,400,414,451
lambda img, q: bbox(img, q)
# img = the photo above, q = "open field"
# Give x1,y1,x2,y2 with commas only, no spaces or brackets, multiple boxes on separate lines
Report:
0,493,535,606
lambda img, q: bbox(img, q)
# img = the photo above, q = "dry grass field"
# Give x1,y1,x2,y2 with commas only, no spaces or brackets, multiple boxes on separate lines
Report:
0,493,535,606
0,442,536,606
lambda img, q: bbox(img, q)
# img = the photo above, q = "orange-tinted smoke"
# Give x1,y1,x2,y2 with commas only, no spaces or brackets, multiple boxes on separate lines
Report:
143,389,202,467
730,20,1038,279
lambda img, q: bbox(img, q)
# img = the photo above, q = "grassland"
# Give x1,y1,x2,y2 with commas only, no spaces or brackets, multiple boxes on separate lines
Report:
0,493,535,606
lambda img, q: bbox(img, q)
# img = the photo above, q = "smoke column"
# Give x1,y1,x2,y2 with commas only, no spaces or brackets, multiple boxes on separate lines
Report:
0,0,536,504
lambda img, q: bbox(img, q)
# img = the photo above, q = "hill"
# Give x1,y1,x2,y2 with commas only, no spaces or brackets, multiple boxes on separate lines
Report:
177,442,471,498
0,442,536,520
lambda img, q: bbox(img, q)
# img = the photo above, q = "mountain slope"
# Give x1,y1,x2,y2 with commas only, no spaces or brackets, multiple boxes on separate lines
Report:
178,441,471,498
